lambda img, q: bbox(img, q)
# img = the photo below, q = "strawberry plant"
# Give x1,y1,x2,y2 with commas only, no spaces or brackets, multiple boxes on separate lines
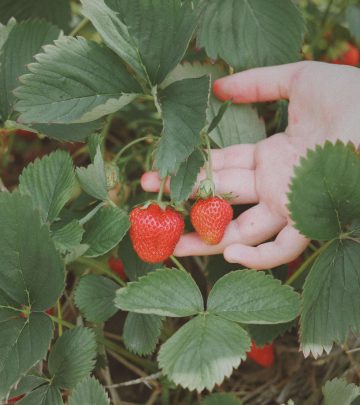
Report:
1,0,360,404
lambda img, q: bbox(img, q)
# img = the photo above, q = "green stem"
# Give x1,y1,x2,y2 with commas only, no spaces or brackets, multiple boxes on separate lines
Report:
170,256,187,272
286,239,334,286
101,113,115,140
78,202,105,226
49,315,74,330
204,133,214,189
113,135,155,163
57,300,63,337
157,177,167,203
70,17,90,37
321,0,334,27
76,257,126,286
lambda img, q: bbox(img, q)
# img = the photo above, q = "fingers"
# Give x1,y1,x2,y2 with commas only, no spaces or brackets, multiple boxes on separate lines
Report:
211,144,256,170
223,224,310,270
213,62,307,103
142,168,258,204
174,203,285,256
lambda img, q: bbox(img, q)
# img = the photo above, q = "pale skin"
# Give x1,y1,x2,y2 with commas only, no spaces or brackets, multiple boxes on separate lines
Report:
141,61,360,269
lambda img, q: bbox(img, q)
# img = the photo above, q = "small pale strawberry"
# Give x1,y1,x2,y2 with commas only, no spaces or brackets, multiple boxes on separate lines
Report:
129,204,184,263
190,197,233,245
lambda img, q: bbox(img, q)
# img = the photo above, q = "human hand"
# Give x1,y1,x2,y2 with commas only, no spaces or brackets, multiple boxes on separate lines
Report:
141,61,360,269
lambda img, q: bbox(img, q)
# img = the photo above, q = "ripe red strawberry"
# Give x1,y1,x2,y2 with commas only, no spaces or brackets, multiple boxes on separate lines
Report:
108,256,127,280
247,341,275,368
190,197,233,245
129,204,184,263
332,43,359,66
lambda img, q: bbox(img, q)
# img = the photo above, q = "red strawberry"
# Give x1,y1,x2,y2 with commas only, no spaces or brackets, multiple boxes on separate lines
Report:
247,341,275,368
190,197,233,245
332,43,359,66
130,204,184,263
108,256,127,280
15,129,37,139
7,395,24,404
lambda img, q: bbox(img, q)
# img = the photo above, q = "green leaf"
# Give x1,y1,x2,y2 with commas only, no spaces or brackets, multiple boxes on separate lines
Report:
208,99,266,147
80,0,145,81
0,314,53,400
32,120,102,142
0,0,71,32
123,313,163,356
158,314,250,392
0,20,60,121
161,62,266,147
74,275,118,323
288,142,360,240
18,385,63,405
48,327,97,389
248,321,296,347
51,220,85,257
115,268,204,317
8,375,47,399
197,0,305,70
204,393,243,405
118,235,160,281
346,5,360,41
81,0,198,85
0,192,65,311
323,378,360,405
68,377,110,405
76,147,108,201
82,206,130,257
155,76,210,177
300,239,360,357
0,19,15,55
207,270,301,324
170,149,204,202
15,36,141,124
19,150,75,223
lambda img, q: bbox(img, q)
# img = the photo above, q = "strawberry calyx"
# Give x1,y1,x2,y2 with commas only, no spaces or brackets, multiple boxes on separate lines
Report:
198,179,215,199
135,200,184,213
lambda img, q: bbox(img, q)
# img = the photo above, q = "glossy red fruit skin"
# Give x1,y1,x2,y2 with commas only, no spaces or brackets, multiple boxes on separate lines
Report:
247,342,275,368
190,197,233,245
108,256,127,280
332,44,360,66
129,204,184,263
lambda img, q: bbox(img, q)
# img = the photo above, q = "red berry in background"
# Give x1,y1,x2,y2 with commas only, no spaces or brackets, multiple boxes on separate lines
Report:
7,395,24,404
130,204,184,263
108,256,127,280
247,341,275,368
190,197,233,245
332,43,360,66
15,129,37,139
287,256,303,278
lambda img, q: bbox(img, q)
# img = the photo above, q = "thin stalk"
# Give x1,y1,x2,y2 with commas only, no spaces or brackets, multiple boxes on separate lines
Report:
57,300,63,336
157,178,167,203
101,113,115,140
170,255,187,272
113,135,155,163
70,17,90,37
76,257,126,286
286,239,334,285
321,0,334,27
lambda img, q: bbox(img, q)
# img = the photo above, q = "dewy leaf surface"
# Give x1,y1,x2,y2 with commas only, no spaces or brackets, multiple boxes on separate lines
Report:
207,270,300,324
0,20,60,121
115,268,204,317
15,36,141,124
197,0,305,70
300,239,360,357
289,142,360,240
158,314,250,392
155,76,210,177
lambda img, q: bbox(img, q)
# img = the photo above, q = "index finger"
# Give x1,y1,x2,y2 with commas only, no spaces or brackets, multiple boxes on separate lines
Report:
213,61,307,103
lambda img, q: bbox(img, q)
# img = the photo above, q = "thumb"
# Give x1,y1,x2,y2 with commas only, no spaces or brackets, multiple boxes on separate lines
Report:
213,61,307,104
